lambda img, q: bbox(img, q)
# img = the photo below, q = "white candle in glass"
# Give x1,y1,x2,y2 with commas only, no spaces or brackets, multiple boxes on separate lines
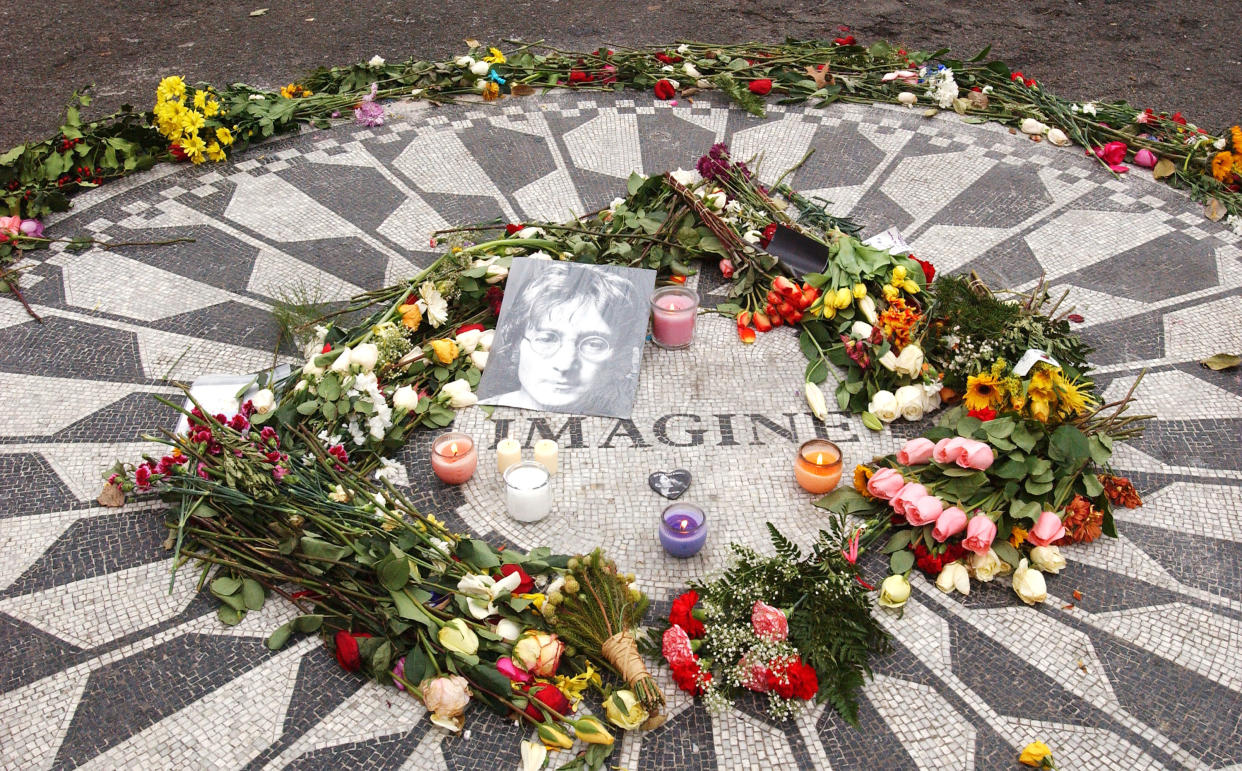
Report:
533,439,558,474
504,462,553,522
496,438,522,475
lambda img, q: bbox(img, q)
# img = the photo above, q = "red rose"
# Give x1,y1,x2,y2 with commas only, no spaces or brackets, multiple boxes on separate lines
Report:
485,286,504,316
967,407,997,422
333,630,372,672
670,660,710,695
669,590,705,638
654,52,683,65
833,35,856,45
760,222,778,248
568,70,593,83
653,79,676,100
169,143,188,161
912,257,935,283
748,79,773,96
496,563,534,594
523,683,571,720
505,223,522,235
456,323,485,336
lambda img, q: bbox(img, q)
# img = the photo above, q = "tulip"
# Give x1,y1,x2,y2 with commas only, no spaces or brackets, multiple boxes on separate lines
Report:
422,674,471,732
441,379,478,408
351,343,379,372
906,494,944,527
897,437,936,466
571,716,615,745
962,515,997,554
956,441,995,471
605,689,650,730
1029,545,1066,574
1012,559,1047,605
512,630,564,677
1026,511,1066,547
967,548,1011,581
932,506,968,542
1133,148,1158,168
392,385,419,411
936,561,971,595
869,390,899,422
878,574,911,608
520,740,547,771
833,287,852,309
894,385,926,421
438,618,479,655
893,344,924,377
805,381,828,421
250,388,276,414
867,468,906,500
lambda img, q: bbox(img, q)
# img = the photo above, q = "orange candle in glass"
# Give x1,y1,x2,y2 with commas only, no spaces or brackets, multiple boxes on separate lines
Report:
431,432,477,484
794,439,842,494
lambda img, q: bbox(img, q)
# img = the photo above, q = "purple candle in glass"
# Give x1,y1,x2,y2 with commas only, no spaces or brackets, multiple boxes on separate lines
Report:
659,503,708,558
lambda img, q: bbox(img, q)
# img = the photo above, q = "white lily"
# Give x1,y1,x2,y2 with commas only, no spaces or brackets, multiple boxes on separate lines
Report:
457,571,522,619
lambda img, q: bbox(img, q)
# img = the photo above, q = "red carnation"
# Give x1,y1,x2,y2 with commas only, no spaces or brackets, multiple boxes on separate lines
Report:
333,630,372,672
833,35,856,45
669,590,705,638
568,70,593,83
505,223,522,235
496,563,534,594
670,659,711,695
967,407,997,422
912,256,935,283
169,143,188,161
653,79,676,100
748,79,773,96
654,52,683,65
523,682,571,720
790,659,819,700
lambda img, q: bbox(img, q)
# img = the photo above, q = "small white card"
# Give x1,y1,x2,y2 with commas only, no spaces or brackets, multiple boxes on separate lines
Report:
862,227,912,255
1013,349,1060,376
174,366,291,435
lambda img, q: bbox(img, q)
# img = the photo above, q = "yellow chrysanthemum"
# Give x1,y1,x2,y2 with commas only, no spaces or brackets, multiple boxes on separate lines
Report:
854,464,874,496
1232,126,1242,155
180,133,207,160
193,91,207,110
205,142,227,162
203,99,220,117
1009,526,1028,548
1212,151,1235,182
481,81,500,101
156,75,187,104
964,372,1001,411
484,46,506,64
181,109,206,135
215,127,234,146
1053,371,1094,417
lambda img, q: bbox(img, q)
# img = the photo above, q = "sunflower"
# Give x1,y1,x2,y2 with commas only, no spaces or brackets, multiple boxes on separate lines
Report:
964,372,1001,411
854,464,874,497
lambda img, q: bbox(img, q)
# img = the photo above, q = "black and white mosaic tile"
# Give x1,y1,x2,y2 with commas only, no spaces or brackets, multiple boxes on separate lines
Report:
1,91,1240,770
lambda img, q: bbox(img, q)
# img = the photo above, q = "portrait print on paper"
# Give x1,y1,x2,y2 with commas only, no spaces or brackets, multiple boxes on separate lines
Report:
477,258,656,419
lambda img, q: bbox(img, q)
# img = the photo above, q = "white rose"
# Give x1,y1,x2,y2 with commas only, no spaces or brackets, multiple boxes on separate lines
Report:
877,574,911,608
894,344,924,377
894,385,926,421
392,385,419,411
1081,102,1097,116
478,329,494,351
898,91,918,106
1046,128,1070,146
484,263,508,284
469,350,488,370
495,618,522,643
293,380,308,392
329,347,353,373
470,60,491,76
1013,559,1047,605
666,78,680,89
805,381,828,421
455,55,475,67
683,62,700,78
661,65,675,73
935,561,971,596
922,383,943,412
967,549,1011,582
669,168,696,186
869,390,899,422
526,251,553,261
696,78,712,89
1020,117,1048,135
676,43,690,54
368,55,386,68
704,190,727,210
850,321,873,339
878,351,898,372
250,388,275,414
1029,545,1066,574
455,329,483,354
351,343,379,373
859,295,878,323
442,379,478,409
742,229,762,245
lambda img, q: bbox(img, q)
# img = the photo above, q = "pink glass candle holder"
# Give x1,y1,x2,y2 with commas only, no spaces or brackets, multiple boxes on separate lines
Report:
650,286,700,349
431,432,477,484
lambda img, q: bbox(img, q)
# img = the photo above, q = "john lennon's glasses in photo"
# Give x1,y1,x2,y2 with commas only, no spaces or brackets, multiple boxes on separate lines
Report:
524,329,613,362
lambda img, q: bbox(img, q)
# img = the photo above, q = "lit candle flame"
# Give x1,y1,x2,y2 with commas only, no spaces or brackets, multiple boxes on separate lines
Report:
666,301,677,311
816,452,824,465
679,518,689,532
449,441,458,456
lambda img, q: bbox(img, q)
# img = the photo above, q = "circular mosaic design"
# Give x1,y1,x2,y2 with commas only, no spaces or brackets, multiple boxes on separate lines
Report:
1,91,1240,771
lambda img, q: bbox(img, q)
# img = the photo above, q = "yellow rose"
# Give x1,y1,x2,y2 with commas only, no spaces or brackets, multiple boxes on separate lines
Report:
878,574,910,609
1018,740,1054,768
430,339,459,364
438,618,478,655
604,689,649,730
536,723,574,750
571,716,614,745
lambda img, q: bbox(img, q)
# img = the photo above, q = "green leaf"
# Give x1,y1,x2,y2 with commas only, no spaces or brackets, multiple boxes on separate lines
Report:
861,412,883,432
1082,472,1104,498
1009,499,1041,522
292,614,324,633
210,576,241,596
805,358,828,384
1048,425,1089,463
627,171,645,196
939,466,980,478
980,416,1015,439
1087,435,1112,465
467,662,514,698
321,400,337,422
456,538,501,568
889,549,915,575
390,588,432,623
1199,353,1240,370
1024,479,1054,496
813,487,874,515
1010,422,1038,452
265,623,292,650
296,399,321,415
955,416,982,438
241,579,265,610
318,373,341,401
882,529,913,553
966,44,993,62
992,540,1021,568
217,605,244,626
378,557,411,591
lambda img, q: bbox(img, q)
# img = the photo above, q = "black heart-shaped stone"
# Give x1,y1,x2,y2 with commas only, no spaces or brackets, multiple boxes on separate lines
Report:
649,469,692,500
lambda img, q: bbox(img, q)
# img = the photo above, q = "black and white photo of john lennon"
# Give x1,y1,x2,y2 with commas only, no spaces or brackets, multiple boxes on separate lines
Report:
477,258,656,419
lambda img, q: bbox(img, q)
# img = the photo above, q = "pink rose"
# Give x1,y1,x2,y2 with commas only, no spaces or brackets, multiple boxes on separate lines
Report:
0,215,21,243
933,437,971,464
1133,148,1158,168
19,219,43,238
897,437,936,466
962,515,997,554
956,441,995,471
1093,141,1129,173
890,483,928,516
1027,511,1067,547
866,467,906,500
906,495,943,526
932,506,968,542
497,656,533,684
751,600,788,642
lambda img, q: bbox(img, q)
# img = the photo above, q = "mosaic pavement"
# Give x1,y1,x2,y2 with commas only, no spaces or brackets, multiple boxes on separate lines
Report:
2,90,1241,770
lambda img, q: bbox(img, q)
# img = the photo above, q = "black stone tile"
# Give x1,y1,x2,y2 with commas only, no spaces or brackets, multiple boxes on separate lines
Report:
1,509,166,598
848,188,913,235
818,691,917,770
0,453,78,519
50,392,179,444
929,160,1054,230
469,124,559,196
1121,521,1242,600
1077,311,1163,366
277,237,389,293
639,702,717,771
54,632,277,769
442,701,523,770
798,124,887,190
112,224,259,293
0,612,82,693
637,112,716,179
284,727,426,771
957,232,1045,287
1053,559,1185,614
1127,418,1242,471
0,317,143,382
416,191,506,231
1060,231,1218,303
277,163,409,235
158,300,283,351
